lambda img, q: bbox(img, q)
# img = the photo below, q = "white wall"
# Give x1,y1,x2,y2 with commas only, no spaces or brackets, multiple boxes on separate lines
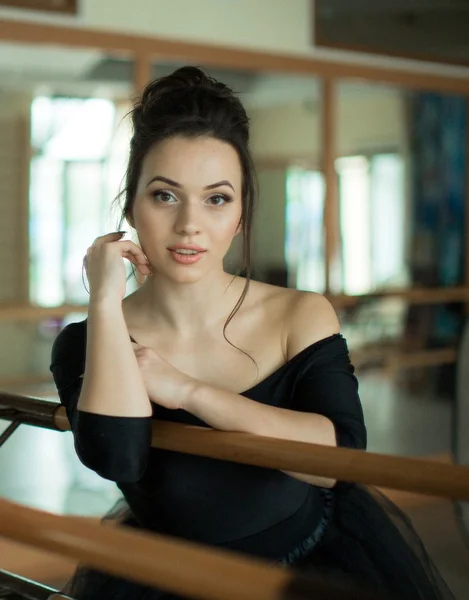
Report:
84,0,313,54
254,168,287,275
250,86,407,162
3,0,469,83
251,101,321,162
337,86,407,155
0,0,313,55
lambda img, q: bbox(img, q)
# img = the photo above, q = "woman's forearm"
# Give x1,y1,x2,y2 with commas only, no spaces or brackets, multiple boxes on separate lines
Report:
184,382,337,487
78,297,152,417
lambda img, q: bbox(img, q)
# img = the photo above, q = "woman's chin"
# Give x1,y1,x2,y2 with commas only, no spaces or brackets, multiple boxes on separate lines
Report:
154,264,208,285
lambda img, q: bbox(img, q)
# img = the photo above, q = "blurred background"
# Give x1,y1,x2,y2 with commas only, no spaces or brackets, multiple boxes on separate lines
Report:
0,0,468,597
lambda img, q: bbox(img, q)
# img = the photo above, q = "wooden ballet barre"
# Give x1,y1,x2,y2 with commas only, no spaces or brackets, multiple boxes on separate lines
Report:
54,405,469,501
2,392,469,500
0,498,388,600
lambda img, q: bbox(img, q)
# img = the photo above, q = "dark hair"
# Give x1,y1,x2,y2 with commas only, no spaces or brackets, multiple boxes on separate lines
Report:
114,66,258,359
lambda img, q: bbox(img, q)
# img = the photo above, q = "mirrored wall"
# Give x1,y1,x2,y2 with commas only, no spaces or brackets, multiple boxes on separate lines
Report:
0,42,136,385
335,80,467,297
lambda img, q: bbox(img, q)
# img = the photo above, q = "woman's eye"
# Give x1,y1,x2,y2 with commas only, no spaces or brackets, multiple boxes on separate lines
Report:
207,194,229,206
152,190,176,203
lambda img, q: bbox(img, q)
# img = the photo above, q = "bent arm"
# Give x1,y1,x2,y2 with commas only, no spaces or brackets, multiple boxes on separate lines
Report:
79,298,152,418
184,384,338,487
50,299,152,483
181,293,366,489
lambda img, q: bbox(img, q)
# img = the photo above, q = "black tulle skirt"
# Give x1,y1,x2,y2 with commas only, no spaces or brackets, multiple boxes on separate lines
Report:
62,484,456,600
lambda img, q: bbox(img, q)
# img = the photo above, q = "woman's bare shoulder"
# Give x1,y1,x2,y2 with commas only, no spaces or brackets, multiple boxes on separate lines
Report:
246,280,332,318
242,282,338,351
281,289,341,360
244,279,296,304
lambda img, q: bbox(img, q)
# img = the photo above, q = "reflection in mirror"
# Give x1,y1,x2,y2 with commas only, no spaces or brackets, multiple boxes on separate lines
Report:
15,46,136,307
338,295,460,382
0,42,134,513
335,80,467,296
337,152,406,295
244,70,324,291
152,62,324,291
0,43,134,309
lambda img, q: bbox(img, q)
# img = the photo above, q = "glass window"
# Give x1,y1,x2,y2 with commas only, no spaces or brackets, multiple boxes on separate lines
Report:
337,152,406,295
29,96,133,306
285,167,325,292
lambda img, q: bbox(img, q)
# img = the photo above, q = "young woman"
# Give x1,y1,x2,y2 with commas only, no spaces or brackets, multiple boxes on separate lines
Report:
50,66,454,600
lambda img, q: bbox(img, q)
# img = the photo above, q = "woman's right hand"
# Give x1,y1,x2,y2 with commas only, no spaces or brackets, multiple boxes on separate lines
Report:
83,232,151,302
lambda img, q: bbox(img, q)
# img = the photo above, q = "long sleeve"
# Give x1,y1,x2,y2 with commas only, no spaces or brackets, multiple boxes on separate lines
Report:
50,320,152,483
290,334,367,451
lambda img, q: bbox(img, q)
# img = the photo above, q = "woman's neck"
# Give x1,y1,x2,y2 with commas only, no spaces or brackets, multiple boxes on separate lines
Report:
126,270,245,338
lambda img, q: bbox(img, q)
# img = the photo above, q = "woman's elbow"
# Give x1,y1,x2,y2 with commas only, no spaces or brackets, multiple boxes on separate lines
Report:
335,424,367,452
74,440,148,483
73,412,152,482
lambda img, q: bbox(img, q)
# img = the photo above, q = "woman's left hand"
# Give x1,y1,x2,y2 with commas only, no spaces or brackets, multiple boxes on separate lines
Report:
131,342,195,410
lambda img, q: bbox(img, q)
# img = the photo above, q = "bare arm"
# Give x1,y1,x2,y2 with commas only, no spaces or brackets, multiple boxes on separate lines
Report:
78,297,152,418
61,298,153,482
180,293,364,490
184,384,337,488
55,232,154,482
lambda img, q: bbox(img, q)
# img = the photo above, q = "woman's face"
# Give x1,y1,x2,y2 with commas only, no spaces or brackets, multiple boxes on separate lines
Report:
129,135,243,284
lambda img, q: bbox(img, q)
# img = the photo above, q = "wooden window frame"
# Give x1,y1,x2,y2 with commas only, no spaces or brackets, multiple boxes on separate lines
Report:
0,1,77,14
313,0,469,69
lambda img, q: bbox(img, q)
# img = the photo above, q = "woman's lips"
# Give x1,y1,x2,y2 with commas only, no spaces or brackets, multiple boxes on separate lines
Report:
168,248,206,264
168,244,206,252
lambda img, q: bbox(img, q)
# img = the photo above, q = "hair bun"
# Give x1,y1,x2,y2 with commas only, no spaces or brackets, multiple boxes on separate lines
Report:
137,66,234,121
159,66,207,89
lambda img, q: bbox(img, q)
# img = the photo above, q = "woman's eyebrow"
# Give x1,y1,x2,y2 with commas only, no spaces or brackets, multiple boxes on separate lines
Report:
205,180,235,192
146,176,234,192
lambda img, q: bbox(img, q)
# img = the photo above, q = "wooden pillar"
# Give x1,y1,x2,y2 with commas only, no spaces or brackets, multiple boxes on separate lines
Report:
133,53,152,95
17,113,31,304
465,98,469,314
322,77,340,294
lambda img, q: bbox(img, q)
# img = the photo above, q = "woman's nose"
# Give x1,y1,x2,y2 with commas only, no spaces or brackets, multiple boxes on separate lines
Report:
174,202,201,236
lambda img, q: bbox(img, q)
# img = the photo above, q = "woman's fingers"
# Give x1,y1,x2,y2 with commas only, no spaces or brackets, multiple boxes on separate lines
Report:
122,250,151,275
90,235,149,265
113,239,149,263
85,233,152,276
91,231,126,246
